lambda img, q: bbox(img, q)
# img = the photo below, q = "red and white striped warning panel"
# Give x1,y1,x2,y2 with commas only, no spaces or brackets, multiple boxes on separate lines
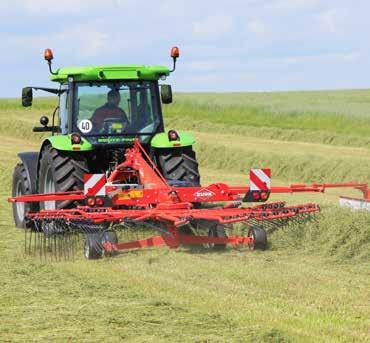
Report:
249,169,271,191
84,174,107,196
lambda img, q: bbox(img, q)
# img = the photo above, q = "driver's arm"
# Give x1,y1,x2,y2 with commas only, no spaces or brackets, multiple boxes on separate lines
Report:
90,109,103,131
117,107,129,123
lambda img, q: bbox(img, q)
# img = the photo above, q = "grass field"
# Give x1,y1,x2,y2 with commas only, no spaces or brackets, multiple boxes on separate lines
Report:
0,91,369,342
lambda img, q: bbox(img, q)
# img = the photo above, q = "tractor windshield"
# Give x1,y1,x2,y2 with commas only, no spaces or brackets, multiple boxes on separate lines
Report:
73,81,162,144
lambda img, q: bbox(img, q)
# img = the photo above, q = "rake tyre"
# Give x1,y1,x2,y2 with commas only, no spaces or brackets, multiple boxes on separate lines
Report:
155,147,200,186
190,220,227,250
208,223,227,251
102,231,118,244
101,230,118,257
38,145,89,210
84,233,103,259
12,163,37,228
248,227,267,251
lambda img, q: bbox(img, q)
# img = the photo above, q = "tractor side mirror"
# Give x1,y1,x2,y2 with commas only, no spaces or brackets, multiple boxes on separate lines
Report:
22,87,33,107
161,85,173,104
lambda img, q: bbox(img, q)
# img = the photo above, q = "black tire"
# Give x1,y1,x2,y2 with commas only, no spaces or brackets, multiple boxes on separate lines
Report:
208,224,227,250
248,227,267,251
101,231,118,244
177,224,195,248
154,147,200,186
178,225,194,236
84,233,103,259
101,230,119,256
12,163,37,228
38,144,89,209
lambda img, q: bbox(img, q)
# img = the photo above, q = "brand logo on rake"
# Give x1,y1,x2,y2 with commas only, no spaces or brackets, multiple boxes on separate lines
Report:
194,188,215,199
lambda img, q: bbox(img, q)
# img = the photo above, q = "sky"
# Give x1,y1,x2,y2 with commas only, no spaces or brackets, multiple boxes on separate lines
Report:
1,0,369,96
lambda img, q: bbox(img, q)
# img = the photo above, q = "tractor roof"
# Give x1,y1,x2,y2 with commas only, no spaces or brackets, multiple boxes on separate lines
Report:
50,65,170,83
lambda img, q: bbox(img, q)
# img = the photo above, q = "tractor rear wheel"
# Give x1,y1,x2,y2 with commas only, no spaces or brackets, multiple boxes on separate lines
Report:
38,145,89,209
154,147,200,186
12,163,37,228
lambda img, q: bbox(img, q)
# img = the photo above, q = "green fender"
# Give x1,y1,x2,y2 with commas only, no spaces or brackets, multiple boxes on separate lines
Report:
151,131,196,148
44,135,94,151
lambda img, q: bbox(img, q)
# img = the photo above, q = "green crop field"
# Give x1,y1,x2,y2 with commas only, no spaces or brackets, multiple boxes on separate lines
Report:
0,90,369,342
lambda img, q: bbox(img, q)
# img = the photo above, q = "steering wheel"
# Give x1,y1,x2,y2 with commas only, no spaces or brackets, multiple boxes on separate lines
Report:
101,118,128,134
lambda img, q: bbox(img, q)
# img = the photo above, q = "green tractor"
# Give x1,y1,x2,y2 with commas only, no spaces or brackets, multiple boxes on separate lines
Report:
12,47,200,228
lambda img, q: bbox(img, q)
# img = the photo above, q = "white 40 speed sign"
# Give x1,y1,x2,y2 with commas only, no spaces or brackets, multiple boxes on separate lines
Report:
78,119,93,133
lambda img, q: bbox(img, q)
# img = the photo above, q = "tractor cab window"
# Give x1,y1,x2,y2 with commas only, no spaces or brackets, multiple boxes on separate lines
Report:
59,84,69,134
73,81,161,144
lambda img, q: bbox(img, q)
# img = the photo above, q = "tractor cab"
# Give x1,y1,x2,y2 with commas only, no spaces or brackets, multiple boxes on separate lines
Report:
23,48,177,148
59,78,166,146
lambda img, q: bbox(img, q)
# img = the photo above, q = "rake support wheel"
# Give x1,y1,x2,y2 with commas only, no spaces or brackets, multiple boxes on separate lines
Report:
191,220,227,250
208,223,227,250
248,227,267,250
101,230,118,256
84,233,103,260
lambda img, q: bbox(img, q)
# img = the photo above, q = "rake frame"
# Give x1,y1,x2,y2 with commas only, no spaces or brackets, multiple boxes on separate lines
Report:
8,139,368,258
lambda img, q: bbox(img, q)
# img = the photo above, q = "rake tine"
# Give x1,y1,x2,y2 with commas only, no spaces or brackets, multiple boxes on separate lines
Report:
24,227,28,255
72,230,77,260
43,230,47,261
27,228,31,256
53,231,57,262
47,226,51,261
59,222,65,262
56,233,60,262
65,229,70,261
38,230,42,260
62,233,66,261
33,227,37,256
63,220,68,261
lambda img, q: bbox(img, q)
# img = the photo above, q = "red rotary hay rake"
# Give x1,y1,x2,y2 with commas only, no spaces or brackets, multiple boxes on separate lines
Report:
8,140,370,260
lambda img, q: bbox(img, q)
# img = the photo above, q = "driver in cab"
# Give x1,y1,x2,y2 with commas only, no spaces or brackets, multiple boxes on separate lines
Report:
91,90,129,132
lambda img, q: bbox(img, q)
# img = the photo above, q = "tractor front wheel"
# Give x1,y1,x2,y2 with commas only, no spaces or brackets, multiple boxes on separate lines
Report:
12,163,37,228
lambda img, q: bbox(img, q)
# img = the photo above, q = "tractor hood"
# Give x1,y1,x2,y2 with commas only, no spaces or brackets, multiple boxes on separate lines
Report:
50,65,170,82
